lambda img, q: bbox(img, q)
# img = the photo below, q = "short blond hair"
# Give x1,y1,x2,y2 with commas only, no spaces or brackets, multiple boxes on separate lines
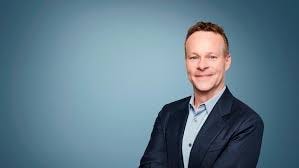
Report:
185,21,229,54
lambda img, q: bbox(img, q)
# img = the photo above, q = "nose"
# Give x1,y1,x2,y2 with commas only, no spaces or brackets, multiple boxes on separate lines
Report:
197,58,209,71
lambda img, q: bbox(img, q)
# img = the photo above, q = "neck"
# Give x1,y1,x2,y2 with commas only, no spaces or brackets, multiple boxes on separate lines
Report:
193,84,225,108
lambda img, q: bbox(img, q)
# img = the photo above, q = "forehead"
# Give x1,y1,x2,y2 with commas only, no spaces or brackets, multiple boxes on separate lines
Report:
185,31,225,54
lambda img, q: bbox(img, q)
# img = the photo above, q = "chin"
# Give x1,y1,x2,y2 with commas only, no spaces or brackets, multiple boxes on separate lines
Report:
194,84,214,93
197,88,213,93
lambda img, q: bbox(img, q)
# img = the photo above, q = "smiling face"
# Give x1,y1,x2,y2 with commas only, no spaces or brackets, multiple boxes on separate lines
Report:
185,31,231,99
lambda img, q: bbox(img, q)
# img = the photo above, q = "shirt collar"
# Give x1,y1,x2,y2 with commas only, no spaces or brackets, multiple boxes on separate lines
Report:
189,86,226,115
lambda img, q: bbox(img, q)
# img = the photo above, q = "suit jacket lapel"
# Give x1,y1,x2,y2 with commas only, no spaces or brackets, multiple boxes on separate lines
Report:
166,98,189,168
188,88,234,168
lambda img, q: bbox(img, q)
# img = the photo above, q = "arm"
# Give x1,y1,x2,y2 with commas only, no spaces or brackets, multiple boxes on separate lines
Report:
213,116,264,168
139,107,168,168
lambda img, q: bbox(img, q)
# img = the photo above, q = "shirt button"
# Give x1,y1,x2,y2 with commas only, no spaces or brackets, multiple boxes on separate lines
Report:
194,118,197,122
188,143,192,147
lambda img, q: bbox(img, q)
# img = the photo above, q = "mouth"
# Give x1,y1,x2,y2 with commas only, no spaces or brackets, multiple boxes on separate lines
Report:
195,74,213,78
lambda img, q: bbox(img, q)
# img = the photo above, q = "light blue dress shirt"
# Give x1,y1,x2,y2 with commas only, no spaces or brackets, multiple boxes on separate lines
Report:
182,86,226,168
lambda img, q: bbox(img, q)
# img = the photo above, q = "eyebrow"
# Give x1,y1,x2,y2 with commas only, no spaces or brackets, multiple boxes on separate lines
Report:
188,52,199,56
206,52,217,55
188,52,217,56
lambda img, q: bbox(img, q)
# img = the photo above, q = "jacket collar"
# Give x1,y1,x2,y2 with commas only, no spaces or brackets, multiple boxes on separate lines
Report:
170,87,234,167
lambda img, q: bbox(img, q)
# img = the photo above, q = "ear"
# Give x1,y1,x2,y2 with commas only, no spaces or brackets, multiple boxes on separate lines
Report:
224,54,231,71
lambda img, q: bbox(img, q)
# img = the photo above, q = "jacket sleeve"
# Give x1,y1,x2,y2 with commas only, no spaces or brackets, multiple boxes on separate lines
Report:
212,115,264,168
139,106,168,168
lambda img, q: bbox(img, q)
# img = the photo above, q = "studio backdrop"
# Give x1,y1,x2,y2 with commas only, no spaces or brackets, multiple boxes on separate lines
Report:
1,0,298,167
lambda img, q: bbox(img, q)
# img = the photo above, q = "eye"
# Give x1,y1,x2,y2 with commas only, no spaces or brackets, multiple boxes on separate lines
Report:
189,56,198,60
208,55,217,59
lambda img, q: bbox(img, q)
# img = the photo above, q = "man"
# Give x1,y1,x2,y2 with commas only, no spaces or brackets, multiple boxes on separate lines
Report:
139,21,264,168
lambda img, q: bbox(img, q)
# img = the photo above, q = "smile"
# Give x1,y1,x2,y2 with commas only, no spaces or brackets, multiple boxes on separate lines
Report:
195,74,213,77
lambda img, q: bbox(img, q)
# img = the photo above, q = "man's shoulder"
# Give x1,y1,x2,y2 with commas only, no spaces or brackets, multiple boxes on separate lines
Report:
230,96,263,124
157,96,190,117
164,96,191,108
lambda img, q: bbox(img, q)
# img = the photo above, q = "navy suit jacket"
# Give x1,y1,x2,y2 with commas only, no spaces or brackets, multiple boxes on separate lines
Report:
139,88,264,168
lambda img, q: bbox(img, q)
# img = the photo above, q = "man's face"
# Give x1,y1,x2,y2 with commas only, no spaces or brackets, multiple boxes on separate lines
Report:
185,31,231,95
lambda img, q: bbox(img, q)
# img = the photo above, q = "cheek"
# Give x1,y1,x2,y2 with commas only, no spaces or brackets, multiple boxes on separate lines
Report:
215,66,226,80
186,63,193,74
187,69,193,79
215,62,226,72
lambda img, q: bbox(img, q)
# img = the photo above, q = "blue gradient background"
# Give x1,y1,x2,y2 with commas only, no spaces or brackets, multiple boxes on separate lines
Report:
1,0,298,167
